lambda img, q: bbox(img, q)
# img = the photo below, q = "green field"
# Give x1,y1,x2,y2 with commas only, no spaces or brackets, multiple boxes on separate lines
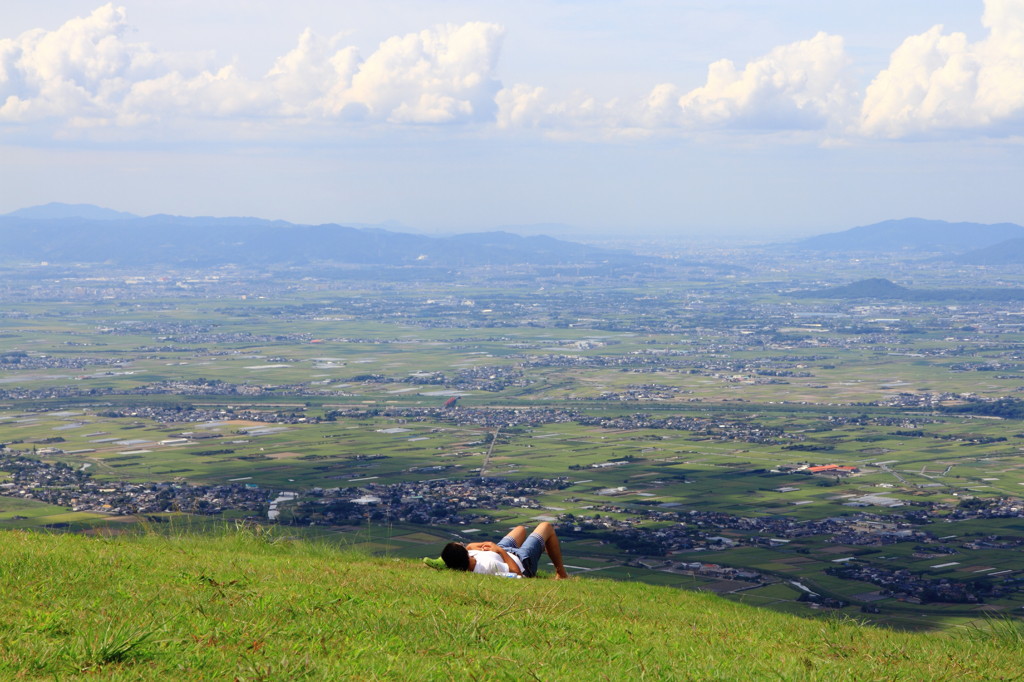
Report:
3,263,1024,628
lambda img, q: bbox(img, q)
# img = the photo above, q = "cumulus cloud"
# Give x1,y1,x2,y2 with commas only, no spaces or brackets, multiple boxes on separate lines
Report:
266,28,350,113
0,4,505,132
858,0,1024,137
5,1,1023,142
637,83,682,128
2,3,855,139
495,84,547,129
495,84,619,134
497,0,1023,141
673,32,851,130
494,33,854,138
322,22,504,124
0,4,160,122
123,66,273,122
494,1,1024,140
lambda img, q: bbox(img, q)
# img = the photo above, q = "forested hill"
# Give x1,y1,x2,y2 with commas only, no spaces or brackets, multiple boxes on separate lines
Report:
793,278,1024,301
2,530,1021,679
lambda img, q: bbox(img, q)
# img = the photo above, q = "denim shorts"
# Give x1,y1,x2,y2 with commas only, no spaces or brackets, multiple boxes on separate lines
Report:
499,533,544,578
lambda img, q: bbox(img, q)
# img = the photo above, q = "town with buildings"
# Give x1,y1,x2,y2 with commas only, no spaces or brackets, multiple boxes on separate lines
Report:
4,245,1024,623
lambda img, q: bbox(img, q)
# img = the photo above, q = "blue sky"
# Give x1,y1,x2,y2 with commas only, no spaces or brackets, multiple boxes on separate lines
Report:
2,1,1022,239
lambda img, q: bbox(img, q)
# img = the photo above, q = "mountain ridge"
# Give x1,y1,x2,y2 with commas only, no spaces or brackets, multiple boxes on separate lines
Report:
11,205,1024,264
4,202,139,221
0,205,645,267
794,217,1024,253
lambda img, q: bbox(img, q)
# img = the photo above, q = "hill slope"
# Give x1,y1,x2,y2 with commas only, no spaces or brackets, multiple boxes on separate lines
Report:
791,278,1024,302
0,529,1019,680
954,237,1024,265
792,277,913,299
795,218,1024,253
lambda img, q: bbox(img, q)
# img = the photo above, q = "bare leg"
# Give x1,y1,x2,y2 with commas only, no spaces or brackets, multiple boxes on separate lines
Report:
531,522,569,579
504,525,528,547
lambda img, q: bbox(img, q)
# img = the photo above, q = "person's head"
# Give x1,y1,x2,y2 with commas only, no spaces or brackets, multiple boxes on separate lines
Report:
442,542,470,571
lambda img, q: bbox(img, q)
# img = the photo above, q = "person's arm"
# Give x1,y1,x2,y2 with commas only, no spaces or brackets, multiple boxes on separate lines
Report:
467,541,522,575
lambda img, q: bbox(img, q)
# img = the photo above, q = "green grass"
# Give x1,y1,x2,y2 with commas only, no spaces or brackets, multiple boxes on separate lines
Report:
1,528,1023,680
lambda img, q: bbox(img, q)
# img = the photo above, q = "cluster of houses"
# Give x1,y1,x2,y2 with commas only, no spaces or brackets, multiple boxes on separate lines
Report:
597,384,690,401
626,559,763,584
0,351,122,371
579,413,792,444
286,476,572,527
826,561,1013,604
562,504,932,557
338,406,582,429
0,450,268,517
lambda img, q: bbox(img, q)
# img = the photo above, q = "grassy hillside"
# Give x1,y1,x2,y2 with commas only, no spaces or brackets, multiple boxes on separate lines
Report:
1,529,1021,680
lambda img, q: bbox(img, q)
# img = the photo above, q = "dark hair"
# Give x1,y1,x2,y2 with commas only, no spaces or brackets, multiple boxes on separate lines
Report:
442,542,470,571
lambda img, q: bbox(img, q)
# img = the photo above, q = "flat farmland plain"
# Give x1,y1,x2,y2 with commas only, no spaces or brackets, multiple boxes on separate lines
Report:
3,259,1024,629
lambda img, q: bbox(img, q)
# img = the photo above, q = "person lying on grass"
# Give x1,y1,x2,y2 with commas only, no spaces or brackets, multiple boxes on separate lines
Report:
428,521,570,579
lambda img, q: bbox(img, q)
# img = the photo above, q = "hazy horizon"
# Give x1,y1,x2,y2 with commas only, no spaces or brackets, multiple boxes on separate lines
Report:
3,2,1023,239
8,201,999,246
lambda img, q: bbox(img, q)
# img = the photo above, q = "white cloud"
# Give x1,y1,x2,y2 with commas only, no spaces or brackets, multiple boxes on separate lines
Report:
495,83,547,129
858,0,1024,137
322,22,505,124
494,33,853,138
495,84,618,134
1,4,855,139
123,66,273,122
637,83,682,128
0,3,159,122
674,32,851,131
266,28,349,114
4,1,1023,143
0,5,505,131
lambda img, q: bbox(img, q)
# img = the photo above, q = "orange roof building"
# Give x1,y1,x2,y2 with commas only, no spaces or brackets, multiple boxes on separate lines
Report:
806,464,859,475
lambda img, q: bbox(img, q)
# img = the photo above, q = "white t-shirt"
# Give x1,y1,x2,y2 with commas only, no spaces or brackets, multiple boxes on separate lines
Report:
469,549,524,575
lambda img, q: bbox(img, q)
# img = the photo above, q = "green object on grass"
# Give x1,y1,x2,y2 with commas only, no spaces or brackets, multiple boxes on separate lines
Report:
422,557,446,570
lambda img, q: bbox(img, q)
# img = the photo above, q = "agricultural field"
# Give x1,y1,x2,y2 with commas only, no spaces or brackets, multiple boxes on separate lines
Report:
3,257,1024,629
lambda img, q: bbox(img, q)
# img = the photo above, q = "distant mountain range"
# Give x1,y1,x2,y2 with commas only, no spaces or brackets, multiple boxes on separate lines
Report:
9,205,1024,268
5,203,139,222
794,218,1024,257
0,203,646,268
